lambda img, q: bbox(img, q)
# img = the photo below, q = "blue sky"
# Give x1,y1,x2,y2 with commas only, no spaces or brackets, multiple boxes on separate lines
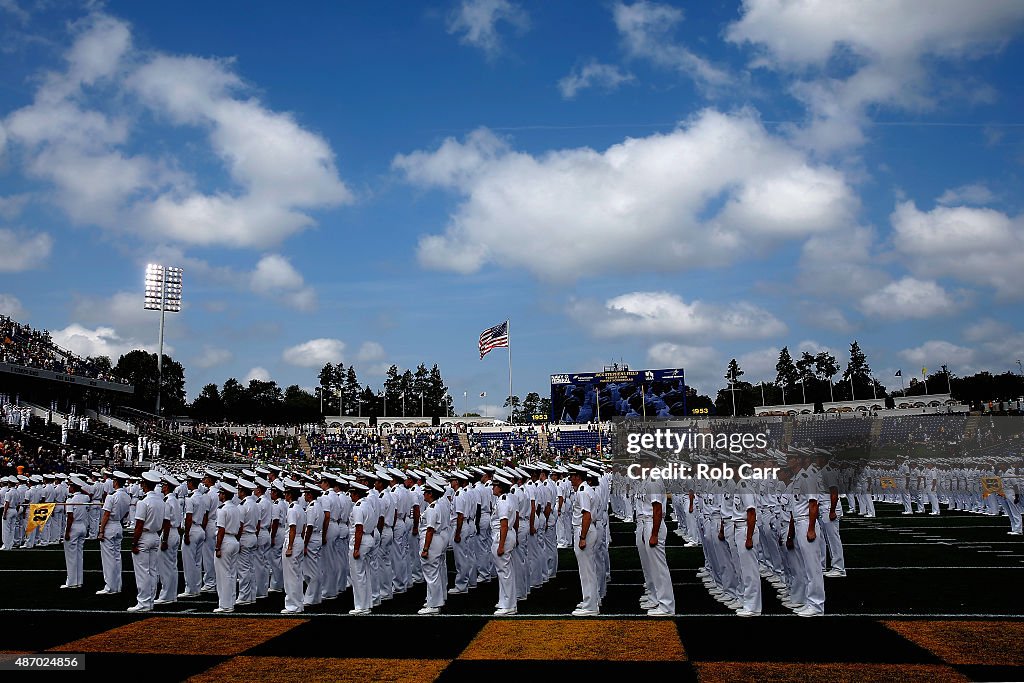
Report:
1,0,1023,412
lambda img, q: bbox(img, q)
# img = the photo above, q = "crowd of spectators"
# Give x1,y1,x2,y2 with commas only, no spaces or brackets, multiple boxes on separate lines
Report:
309,429,388,464
0,316,127,383
387,427,463,462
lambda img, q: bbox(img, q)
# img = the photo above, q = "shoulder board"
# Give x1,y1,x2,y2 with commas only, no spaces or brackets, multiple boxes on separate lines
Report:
801,472,808,478
354,500,361,507
578,485,585,492
501,494,507,500
218,503,224,509
429,502,435,508
455,489,461,496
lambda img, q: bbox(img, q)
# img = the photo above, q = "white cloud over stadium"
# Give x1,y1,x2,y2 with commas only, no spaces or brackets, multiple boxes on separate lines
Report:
396,109,857,281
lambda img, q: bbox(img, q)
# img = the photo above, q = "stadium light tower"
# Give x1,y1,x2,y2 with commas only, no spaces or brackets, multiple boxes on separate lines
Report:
144,264,182,417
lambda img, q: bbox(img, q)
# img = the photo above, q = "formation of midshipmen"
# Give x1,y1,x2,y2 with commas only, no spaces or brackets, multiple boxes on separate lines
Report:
2,453,1022,615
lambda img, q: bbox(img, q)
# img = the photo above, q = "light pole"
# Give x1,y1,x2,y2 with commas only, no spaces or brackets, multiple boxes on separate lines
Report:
144,264,182,418
420,391,424,418
828,373,835,403
779,380,786,405
798,377,807,404
729,369,737,417
757,380,765,406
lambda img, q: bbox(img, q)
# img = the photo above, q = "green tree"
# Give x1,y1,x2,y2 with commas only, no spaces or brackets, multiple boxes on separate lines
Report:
815,351,839,402
382,365,401,415
343,366,361,416
190,383,224,421
521,392,541,418
538,397,552,420
113,350,186,416
221,378,246,421
775,346,798,393
503,395,522,422
283,385,319,423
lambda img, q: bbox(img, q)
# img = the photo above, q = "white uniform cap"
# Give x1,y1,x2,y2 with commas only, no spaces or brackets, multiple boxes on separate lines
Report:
236,478,255,491
219,483,237,495
141,471,163,484
162,474,180,487
69,475,87,488
254,477,271,489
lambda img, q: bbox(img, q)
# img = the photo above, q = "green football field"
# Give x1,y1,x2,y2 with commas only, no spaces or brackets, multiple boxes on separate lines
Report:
1,502,1022,682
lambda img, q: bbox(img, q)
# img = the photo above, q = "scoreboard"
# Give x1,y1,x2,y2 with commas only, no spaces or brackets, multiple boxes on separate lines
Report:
550,368,686,423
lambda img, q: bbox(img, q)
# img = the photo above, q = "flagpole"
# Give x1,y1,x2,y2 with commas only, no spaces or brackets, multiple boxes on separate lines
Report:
507,319,513,424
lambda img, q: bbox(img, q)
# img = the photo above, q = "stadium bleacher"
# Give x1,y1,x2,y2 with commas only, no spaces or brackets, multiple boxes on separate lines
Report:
0,315,128,384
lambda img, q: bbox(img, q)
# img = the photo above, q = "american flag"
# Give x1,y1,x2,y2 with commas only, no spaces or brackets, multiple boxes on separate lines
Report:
479,321,509,359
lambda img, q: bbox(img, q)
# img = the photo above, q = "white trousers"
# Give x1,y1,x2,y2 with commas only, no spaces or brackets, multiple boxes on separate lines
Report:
64,526,86,586
573,525,599,611
350,533,376,611
132,532,161,609
100,524,124,592
637,518,673,613
214,536,239,610
158,529,180,600
283,538,305,612
794,519,825,614
181,527,205,594
733,524,761,614
237,533,257,603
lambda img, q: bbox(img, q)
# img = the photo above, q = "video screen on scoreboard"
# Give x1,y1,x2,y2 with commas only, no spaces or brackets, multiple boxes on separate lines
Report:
550,368,686,423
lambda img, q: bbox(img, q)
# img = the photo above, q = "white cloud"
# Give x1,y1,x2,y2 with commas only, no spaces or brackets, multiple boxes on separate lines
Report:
963,318,1011,344
962,322,1024,375
798,226,885,297
3,13,352,250
245,366,271,382
571,291,785,341
475,403,504,418
937,183,996,206
0,195,29,220
447,0,529,58
558,61,634,99
859,277,960,320
0,1,30,23
737,346,785,382
899,340,975,369
282,338,346,368
395,110,857,280
249,254,317,312
726,0,1024,152
0,293,24,317
0,228,52,272
613,2,731,88
646,342,720,394
49,323,158,360
356,341,386,363
194,346,232,369
800,304,854,334
71,291,153,334
891,201,1024,298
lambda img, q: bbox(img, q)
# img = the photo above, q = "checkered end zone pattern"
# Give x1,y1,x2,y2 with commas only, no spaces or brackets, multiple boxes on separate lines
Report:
40,617,1024,682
